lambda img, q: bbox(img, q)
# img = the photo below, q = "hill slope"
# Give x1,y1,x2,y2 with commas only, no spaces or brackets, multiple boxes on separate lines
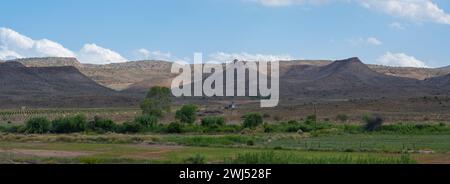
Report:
426,74,450,88
0,62,138,108
13,57,450,90
280,57,443,100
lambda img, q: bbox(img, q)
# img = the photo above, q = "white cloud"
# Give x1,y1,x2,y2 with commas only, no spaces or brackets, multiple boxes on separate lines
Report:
0,49,22,60
209,52,293,62
366,37,382,45
389,22,406,30
0,27,76,59
360,0,450,25
134,48,175,61
249,0,450,25
0,27,128,64
376,52,428,68
349,37,382,46
78,44,127,64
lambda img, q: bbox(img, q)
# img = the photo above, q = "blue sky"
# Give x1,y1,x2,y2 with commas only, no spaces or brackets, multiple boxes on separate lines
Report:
0,0,449,67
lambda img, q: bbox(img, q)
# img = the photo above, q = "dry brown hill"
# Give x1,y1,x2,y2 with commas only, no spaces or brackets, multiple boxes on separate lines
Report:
13,57,450,90
280,58,444,101
0,61,139,108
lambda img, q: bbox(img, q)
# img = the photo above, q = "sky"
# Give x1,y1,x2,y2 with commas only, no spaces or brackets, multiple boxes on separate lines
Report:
1,0,450,68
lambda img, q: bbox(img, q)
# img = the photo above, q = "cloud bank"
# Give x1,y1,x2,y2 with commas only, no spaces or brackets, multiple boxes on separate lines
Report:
376,52,428,68
78,44,127,64
134,48,176,61
0,27,127,64
0,27,76,60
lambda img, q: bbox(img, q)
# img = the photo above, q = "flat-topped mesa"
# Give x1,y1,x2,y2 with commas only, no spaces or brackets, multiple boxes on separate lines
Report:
332,57,368,67
319,57,376,76
10,57,83,68
334,57,363,64
0,61,26,68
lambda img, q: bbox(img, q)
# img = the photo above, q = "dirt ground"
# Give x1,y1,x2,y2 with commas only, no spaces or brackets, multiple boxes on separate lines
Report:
0,149,94,158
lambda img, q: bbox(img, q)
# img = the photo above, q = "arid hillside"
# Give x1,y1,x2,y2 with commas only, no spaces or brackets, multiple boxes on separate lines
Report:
0,61,139,108
13,57,450,92
280,58,447,101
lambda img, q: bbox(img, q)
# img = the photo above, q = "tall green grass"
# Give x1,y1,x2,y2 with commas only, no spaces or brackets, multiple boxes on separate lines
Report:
225,152,416,164
164,135,259,147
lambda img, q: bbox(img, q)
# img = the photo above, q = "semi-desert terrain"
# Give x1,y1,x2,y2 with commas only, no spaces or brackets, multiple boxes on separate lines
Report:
0,57,449,164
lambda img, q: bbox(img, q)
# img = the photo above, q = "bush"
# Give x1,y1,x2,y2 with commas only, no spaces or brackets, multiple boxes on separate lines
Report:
25,117,51,134
88,116,117,133
263,123,275,133
0,125,26,133
363,114,383,132
305,115,317,124
175,104,198,124
243,113,263,129
183,154,205,164
134,114,158,128
201,116,225,128
246,140,255,146
118,122,143,133
51,114,87,133
166,122,183,133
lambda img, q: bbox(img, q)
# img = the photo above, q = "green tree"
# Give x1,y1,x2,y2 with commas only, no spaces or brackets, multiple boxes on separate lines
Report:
175,104,198,124
243,113,263,129
51,114,87,133
201,116,225,127
134,114,158,128
363,114,384,132
140,86,172,118
25,117,51,134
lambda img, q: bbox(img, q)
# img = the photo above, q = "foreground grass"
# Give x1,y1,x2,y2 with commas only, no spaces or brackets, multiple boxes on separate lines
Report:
1,133,449,153
0,132,448,164
0,141,415,164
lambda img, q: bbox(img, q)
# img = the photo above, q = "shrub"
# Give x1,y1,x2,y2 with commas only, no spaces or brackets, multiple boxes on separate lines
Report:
25,117,51,134
246,140,255,146
201,116,225,128
118,122,143,133
134,114,158,128
0,125,26,133
183,154,205,164
51,114,87,133
363,114,383,132
88,116,117,133
175,104,198,124
305,115,317,124
166,122,183,133
243,113,263,129
263,123,275,133
215,125,242,133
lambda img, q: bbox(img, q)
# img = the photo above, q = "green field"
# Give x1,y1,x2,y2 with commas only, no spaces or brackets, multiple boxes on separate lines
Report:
1,104,449,164
0,132,448,164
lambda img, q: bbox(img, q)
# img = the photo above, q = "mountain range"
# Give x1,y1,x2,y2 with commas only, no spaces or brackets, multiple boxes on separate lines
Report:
1,57,449,108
